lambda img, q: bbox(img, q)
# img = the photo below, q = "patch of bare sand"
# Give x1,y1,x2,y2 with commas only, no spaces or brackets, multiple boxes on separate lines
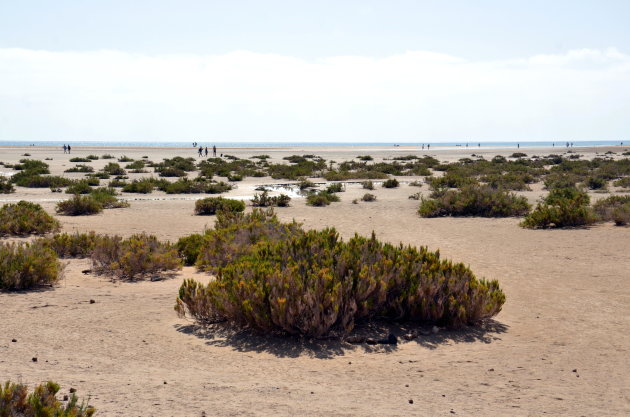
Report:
1,145,630,416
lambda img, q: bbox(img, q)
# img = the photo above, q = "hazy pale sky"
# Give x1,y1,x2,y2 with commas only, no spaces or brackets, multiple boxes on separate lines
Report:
1,1,629,142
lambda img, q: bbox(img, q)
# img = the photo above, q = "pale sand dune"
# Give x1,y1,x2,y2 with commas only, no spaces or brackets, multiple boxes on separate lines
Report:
1,145,629,416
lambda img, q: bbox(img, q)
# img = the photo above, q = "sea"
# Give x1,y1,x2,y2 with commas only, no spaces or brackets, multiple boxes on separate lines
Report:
0,140,626,149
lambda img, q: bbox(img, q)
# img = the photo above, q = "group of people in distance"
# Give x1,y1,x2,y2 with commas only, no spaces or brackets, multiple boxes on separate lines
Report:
62,144,72,153
193,142,217,158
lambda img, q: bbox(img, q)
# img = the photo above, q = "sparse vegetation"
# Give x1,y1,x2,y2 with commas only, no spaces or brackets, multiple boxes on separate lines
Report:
0,177,15,193
361,193,377,202
251,191,291,207
593,195,630,226
382,178,399,188
306,190,340,206
0,381,95,416
69,157,91,163
361,180,374,190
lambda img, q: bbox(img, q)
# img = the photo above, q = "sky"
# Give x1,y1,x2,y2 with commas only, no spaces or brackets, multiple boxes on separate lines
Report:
0,0,629,142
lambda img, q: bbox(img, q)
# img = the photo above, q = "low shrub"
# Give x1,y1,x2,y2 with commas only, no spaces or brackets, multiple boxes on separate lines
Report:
326,182,345,193
39,231,100,258
613,177,630,188
510,152,527,158
585,176,607,190
251,191,291,207
64,164,94,173
118,155,134,162
0,380,96,416
91,233,181,279
195,197,245,215
408,180,423,187
65,180,94,194
122,178,156,193
12,174,73,188
0,177,15,193
176,213,505,336
361,193,377,202
101,154,115,159
0,201,60,236
361,180,374,190
69,157,91,162
102,162,126,175
56,195,103,216
357,155,373,161
382,178,399,188
87,154,99,160
306,190,340,206
521,188,596,228
593,195,630,225
298,179,316,190
408,192,422,200
0,241,62,290
90,187,129,209
418,185,530,218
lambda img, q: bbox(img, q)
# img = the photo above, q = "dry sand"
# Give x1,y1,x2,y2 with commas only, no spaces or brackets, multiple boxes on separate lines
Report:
1,144,629,416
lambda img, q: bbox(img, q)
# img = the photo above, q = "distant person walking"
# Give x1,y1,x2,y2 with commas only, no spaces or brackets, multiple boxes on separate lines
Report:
67,144,71,153
198,146,203,157
204,147,208,157
213,145,217,157
63,144,67,154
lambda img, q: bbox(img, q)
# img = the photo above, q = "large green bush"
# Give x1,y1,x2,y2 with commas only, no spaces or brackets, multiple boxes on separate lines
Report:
0,201,60,236
521,188,597,228
0,241,62,290
91,233,182,280
0,380,95,416
38,232,101,258
195,197,245,215
176,210,505,337
418,185,530,218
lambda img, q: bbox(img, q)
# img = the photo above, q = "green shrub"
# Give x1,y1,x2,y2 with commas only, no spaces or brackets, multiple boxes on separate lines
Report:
0,201,60,236
12,174,72,188
195,197,245,215
613,177,630,188
382,178,399,188
64,164,94,173
510,152,527,158
157,167,187,177
251,191,291,207
593,195,630,225
101,154,115,159
87,154,99,160
357,155,373,161
521,188,596,228
0,177,15,193
65,180,94,194
0,242,62,290
0,381,96,416
91,233,181,280
585,176,607,190
418,185,530,218
306,190,340,206
297,179,316,190
56,195,103,216
122,178,155,193
176,233,205,266
89,172,110,180
38,231,100,258
102,162,126,175
176,213,505,336
361,180,374,190
69,157,91,162
90,187,129,209
361,193,377,202
408,192,422,200
408,180,423,187
118,155,134,162
13,159,49,174
326,182,345,193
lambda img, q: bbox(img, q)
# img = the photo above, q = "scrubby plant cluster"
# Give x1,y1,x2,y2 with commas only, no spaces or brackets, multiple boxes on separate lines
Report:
305,190,340,206
0,241,62,290
91,233,182,279
418,185,530,218
0,380,96,416
592,195,630,226
195,197,245,215
56,195,103,215
0,176,15,193
0,201,60,236
521,188,596,228
175,210,505,337
38,232,100,258
251,191,291,207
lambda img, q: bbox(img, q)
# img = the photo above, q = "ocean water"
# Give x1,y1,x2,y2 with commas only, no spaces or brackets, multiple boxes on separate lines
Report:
0,140,626,149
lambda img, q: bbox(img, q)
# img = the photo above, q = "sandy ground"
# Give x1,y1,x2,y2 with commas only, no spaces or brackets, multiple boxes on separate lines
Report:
1,144,629,416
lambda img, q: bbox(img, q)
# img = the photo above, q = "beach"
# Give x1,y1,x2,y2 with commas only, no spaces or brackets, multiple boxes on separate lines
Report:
1,144,629,416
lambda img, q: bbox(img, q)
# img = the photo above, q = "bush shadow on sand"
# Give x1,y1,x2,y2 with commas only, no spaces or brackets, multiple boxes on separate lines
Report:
174,319,508,360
